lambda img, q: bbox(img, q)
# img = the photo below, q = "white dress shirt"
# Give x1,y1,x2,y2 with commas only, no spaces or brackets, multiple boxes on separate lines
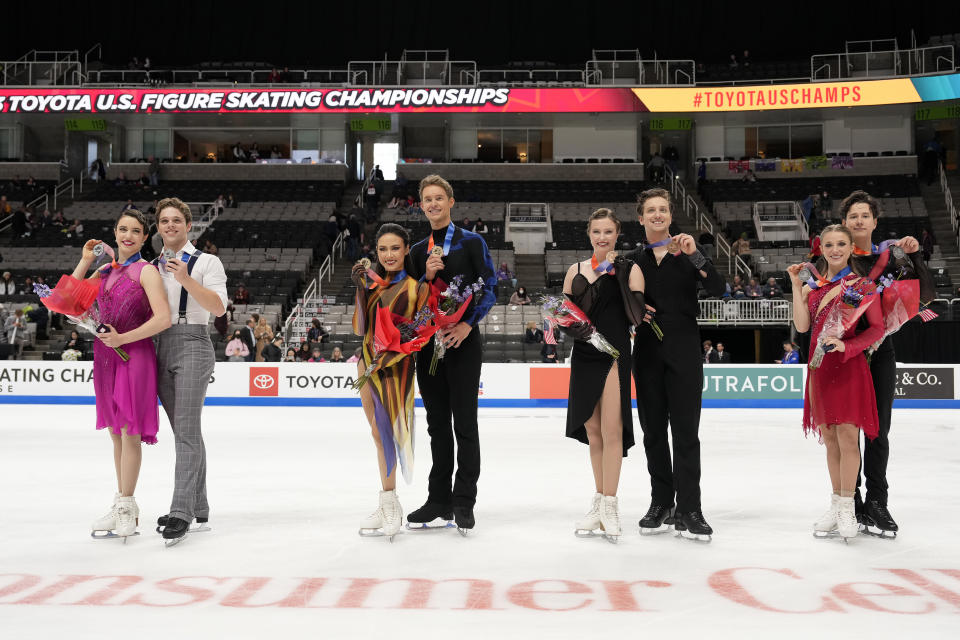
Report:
157,240,228,325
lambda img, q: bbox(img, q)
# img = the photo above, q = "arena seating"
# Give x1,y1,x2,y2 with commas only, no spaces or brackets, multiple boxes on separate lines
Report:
75,179,343,203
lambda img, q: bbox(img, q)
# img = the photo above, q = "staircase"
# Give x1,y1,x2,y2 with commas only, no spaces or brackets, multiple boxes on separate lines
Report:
515,255,546,291
679,187,737,281
919,180,960,293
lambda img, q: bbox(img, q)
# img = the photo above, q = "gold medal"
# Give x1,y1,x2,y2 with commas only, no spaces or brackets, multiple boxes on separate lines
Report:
430,246,444,257
358,258,371,269
667,239,680,254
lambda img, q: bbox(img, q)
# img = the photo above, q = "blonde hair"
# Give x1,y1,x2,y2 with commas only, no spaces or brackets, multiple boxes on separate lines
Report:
419,174,454,200
156,197,192,224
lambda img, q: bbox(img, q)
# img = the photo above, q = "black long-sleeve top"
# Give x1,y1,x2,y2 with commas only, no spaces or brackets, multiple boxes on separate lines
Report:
410,225,497,328
623,244,725,335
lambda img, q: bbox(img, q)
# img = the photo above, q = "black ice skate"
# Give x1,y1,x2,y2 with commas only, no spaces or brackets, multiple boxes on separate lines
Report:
454,505,475,537
861,500,898,539
405,501,455,531
674,510,713,542
638,502,676,535
155,514,211,535
159,516,200,547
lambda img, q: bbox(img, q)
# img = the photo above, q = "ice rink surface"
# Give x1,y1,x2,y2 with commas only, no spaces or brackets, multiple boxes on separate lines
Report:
1,405,958,639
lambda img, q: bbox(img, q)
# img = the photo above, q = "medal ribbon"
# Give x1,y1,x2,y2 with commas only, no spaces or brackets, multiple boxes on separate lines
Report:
102,251,141,275
367,269,407,290
590,255,614,275
853,239,897,256
804,263,851,289
427,223,456,256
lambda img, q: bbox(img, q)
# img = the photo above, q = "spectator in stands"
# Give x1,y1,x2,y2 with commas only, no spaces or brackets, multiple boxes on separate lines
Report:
4,308,25,344
25,303,47,340
254,316,274,362
730,274,746,298
364,182,380,215
696,62,707,78
742,50,751,67
225,330,250,362
227,193,238,208
270,145,281,159
732,232,752,267
280,67,292,83
268,68,281,83
212,194,226,215
728,53,738,69
262,335,283,362
697,158,707,191
709,342,731,363
325,214,340,245
328,346,345,363
698,230,715,257
921,135,945,185
647,152,666,184
137,172,151,189
249,143,261,162
296,340,312,361
524,321,544,344
62,329,85,359
0,196,11,215
233,284,250,305
745,277,762,298
762,276,783,298
702,340,714,363
40,208,53,228
509,286,531,306
776,340,800,364
284,348,297,362
12,207,28,237
346,347,361,363
664,146,680,175
65,218,84,238
308,346,325,362
817,191,832,220
496,262,516,289
51,209,66,227
461,217,472,230
19,276,35,296
201,239,218,255
242,317,257,362
148,156,160,186
472,218,488,234
541,342,558,363
921,229,933,263
347,213,362,260
307,318,328,344
232,142,246,163
741,170,757,183
1,272,15,297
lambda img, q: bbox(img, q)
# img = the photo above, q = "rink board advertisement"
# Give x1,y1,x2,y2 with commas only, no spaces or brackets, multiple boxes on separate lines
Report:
0,73,957,115
0,362,957,408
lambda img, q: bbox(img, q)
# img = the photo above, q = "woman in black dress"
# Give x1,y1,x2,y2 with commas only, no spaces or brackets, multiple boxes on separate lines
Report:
562,208,646,542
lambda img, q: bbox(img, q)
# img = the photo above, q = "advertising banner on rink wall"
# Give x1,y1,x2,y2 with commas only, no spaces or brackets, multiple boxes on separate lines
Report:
1,362,957,408
0,74,956,116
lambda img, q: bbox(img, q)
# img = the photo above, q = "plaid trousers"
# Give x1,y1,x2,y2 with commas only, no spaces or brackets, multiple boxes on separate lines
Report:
157,325,215,521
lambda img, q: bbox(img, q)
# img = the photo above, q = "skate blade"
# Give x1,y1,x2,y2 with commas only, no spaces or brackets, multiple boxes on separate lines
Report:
575,529,601,538
457,527,472,537
861,523,897,539
405,521,455,531
602,533,621,544
163,534,187,548
639,524,671,536
91,531,140,541
813,530,840,539
156,523,211,535
675,529,712,543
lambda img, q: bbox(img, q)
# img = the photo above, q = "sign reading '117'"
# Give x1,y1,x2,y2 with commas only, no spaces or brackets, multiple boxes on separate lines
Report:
649,118,692,131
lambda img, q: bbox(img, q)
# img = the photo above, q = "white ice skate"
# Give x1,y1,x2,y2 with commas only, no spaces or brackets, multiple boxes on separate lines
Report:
836,496,859,542
599,495,621,544
812,494,839,539
358,491,403,542
574,492,603,538
91,493,140,542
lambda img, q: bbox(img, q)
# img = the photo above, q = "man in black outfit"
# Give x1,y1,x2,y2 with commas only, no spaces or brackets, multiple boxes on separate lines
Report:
407,175,497,534
708,342,731,363
625,188,726,540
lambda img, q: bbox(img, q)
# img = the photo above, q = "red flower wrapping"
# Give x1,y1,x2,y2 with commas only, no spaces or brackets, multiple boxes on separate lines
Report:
374,310,439,355
38,275,99,316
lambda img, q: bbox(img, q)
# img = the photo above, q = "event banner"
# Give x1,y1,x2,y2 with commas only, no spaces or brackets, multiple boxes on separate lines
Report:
0,74,956,115
1,362,956,408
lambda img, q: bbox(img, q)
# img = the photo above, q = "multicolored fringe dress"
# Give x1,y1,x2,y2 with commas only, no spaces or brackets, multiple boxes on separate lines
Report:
353,275,432,483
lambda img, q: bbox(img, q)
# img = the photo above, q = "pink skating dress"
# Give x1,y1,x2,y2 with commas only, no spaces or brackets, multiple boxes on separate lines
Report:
93,261,160,444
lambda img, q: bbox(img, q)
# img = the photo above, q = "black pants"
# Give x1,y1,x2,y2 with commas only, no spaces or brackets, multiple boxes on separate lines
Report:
632,327,704,513
858,344,895,504
415,330,482,508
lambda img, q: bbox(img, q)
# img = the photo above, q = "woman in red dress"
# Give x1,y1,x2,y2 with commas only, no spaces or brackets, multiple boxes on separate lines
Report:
787,224,884,541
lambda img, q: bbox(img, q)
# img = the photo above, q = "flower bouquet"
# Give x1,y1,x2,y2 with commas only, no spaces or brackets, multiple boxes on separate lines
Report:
864,251,938,355
540,294,620,359
808,278,877,370
427,275,485,375
352,305,438,391
34,276,130,362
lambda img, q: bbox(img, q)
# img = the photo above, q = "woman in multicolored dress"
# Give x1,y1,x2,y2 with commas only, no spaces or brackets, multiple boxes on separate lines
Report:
351,223,432,539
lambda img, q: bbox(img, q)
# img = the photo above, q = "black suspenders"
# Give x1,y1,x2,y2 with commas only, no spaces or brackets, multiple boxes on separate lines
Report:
153,249,203,324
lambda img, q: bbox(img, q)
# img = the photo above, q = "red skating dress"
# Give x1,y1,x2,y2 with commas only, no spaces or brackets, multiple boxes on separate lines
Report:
802,275,883,440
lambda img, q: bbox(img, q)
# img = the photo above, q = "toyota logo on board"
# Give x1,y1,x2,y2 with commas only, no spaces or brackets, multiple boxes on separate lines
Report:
249,367,279,397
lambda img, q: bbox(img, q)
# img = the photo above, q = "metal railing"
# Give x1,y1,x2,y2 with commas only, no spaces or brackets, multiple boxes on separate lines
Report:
25,192,48,212
471,68,586,85
53,178,74,210
811,44,955,81
752,201,807,242
698,298,792,326
939,159,958,248
87,68,354,85
507,202,549,223
186,202,217,242
584,58,696,86
1,50,82,86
